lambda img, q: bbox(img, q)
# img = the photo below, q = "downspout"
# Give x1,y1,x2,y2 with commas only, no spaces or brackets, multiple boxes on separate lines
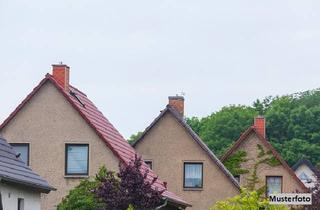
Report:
154,199,168,210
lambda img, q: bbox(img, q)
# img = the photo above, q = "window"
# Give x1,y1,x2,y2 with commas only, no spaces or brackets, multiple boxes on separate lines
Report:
65,144,89,175
11,144,29,166
234,175,240,183
299,172,312,183
266,176,282,196
145,161,152,170
18,198,24,210
184,163,203,188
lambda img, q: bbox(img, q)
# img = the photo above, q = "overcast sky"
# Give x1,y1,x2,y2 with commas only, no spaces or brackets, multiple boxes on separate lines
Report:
1,0,320,138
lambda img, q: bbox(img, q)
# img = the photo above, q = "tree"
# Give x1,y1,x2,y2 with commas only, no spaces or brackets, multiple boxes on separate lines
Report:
128,132,143,145
95,155,164,210
210,189,288,210
188,105,258,156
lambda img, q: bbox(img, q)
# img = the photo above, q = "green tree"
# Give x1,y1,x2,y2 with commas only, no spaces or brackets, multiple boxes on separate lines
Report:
128,132,143,145
188,105,258,156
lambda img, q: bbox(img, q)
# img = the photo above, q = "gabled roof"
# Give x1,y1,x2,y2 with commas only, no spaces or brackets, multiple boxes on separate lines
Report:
292,159,317,174
0,74,190,207
133,105,241,190
0,137,54,193
221,126,309,192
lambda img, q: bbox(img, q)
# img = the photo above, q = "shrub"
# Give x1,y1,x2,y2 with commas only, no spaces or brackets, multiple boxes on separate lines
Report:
57,167,107,210
211,189,289,210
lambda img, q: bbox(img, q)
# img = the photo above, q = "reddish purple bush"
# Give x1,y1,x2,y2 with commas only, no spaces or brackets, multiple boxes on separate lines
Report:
95,155,164,210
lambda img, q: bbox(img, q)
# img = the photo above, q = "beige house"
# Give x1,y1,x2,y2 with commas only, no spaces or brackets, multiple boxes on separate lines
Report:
221,116,309,195
0,65,189,210
133,96,240,210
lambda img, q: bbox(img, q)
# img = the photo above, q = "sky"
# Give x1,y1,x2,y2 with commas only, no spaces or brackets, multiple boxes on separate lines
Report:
1,0,320,138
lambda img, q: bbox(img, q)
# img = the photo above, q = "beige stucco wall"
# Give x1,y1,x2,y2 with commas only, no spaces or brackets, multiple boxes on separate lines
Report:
0,81,120,210
228,132,306,193
0,183,41,210
134,112,239,210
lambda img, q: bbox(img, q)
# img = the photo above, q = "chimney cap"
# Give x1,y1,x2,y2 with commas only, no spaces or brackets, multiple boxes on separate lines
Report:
52,63,70,68
168,95,184,101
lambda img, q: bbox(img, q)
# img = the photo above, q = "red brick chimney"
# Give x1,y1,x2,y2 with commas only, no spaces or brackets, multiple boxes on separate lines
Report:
254,116,266,139
168,96,184,116
52,64,70,91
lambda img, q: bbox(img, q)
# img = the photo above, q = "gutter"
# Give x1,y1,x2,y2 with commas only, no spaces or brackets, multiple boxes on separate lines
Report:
154,199,168,210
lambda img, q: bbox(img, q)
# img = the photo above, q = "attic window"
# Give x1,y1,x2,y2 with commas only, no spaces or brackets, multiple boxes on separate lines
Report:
70,91,85,108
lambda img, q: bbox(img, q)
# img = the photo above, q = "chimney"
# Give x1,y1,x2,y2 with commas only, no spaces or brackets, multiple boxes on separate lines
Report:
168,96,184,116
52,64,70,91
254,116,266,139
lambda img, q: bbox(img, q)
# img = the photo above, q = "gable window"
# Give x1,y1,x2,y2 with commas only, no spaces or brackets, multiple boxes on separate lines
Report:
299,172,312,183
266,176,282,196
234,175,240,183
10,143,29,166
65,144,89,175
184,162,203,188
18,198,24,210
145,161,152,170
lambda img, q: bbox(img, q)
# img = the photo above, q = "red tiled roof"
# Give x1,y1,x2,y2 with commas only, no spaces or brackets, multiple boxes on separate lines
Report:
221,126,309,192
0,74,190,207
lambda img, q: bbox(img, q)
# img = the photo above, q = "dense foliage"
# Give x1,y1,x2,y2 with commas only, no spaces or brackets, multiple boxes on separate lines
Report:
95,155,163,210
210,189,288,210
187,89,320,166
57,167,107,210
58,156,163,210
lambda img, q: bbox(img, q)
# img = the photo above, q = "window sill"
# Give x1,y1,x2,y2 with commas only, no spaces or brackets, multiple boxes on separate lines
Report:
64,175,89,179
183,188,203,191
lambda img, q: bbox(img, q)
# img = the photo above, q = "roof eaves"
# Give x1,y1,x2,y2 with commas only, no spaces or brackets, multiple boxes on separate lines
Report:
0,176,55,193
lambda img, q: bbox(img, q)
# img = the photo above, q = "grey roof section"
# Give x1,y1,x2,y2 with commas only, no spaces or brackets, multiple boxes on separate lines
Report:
292,159,317,174
133,105,240,190
0,137,55,193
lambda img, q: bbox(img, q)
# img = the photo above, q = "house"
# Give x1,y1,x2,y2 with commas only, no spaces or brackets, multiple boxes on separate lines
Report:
0,64,190,210
292,159,317,189
133,96,240,210
0,136,54,210
221,116,309,195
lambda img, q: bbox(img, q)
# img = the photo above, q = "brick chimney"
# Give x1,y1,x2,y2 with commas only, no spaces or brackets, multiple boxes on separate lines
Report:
52,64,70,91
168,96,184,116
254,116,266,139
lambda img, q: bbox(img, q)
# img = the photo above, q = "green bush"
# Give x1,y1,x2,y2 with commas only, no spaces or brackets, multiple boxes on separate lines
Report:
211,189,289,210
57,167,107,210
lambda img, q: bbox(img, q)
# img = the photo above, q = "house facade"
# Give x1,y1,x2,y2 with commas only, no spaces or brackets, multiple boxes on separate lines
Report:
221,116,309,195
292,159,317,189
0,137,54,210
0,65,189,210
133,96,240,210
